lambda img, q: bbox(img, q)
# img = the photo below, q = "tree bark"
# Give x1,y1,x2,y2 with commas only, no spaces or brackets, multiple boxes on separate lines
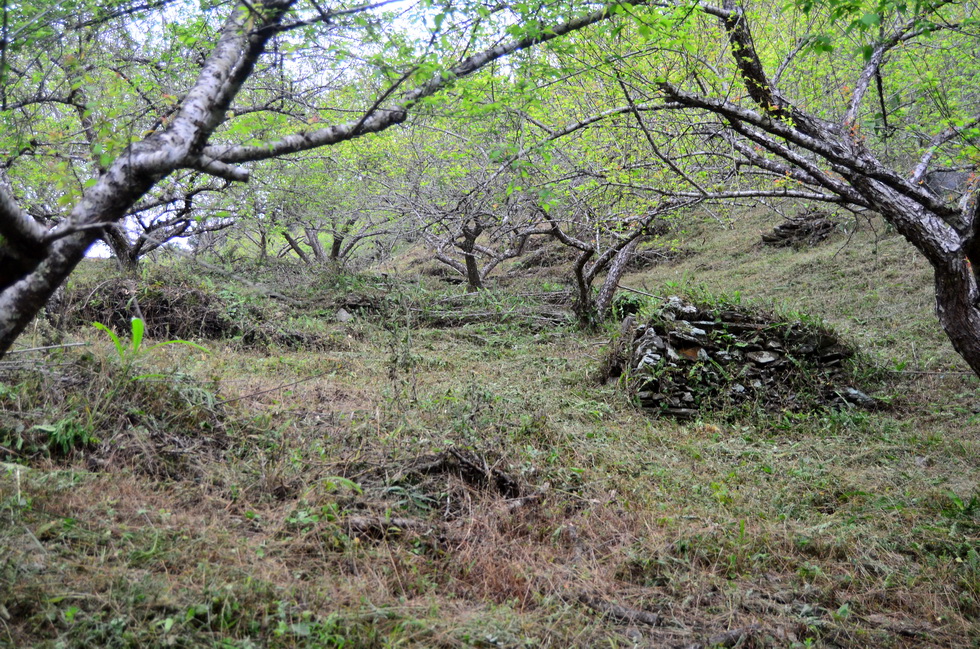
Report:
933,258,980,375
330,234,344,260
595,238,640,320
572,249,596,325
460,221,484,292
305,227,327,262
283,231,311,264
102,225,139,274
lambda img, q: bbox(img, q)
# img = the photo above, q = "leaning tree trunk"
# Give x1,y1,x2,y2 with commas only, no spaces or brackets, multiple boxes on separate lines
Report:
283,232,311,264
594,238,640,320
852,172,980,377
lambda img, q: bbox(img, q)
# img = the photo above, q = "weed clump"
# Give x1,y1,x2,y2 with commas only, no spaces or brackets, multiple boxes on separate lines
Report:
611,295,879,419
0,353,231,480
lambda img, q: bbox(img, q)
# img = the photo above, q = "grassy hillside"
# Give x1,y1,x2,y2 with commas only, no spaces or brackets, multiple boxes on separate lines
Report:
1,209,978,648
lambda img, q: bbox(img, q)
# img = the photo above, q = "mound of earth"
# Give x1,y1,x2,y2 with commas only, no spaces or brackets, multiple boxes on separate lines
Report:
609,296,878,419
762,209,838,247
58,276,325,349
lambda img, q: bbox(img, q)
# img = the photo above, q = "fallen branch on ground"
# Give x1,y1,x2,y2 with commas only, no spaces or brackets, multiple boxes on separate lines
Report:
578,592,661,626
345,515,441,538
684,624,763,649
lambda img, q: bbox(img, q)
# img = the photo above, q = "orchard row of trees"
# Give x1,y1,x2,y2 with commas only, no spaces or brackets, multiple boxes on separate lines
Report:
1,0,980,373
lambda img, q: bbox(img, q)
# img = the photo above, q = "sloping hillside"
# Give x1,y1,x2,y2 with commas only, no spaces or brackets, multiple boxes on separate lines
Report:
1,209,978,648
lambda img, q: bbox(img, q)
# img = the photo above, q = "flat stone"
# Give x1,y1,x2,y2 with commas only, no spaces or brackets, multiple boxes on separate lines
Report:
747,350,780,365
839,387,877,409
664,407,698,419
819,351,847,364
643,333,666,350
636,353,662,370
336,308,354,323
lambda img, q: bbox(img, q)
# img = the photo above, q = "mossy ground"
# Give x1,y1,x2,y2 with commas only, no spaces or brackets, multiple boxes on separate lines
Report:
1,209,978,648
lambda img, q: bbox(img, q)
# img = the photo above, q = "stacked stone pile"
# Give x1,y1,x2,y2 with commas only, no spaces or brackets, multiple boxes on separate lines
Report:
761,210,838,247
622,296,876,419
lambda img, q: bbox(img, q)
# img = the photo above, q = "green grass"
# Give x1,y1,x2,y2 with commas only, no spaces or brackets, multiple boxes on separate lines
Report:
1,211,979,647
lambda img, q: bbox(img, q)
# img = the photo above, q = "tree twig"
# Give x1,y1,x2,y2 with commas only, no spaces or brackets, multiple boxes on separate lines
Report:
5,342,89,354
617,284,664,300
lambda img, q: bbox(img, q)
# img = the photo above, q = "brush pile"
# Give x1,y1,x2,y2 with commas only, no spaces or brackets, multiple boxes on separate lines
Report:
58,275,326,349
761,209,838,247
612,296,877,419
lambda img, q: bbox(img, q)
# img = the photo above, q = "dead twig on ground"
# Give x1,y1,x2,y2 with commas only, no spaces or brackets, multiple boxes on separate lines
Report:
578,592,661,626
684,624,763,649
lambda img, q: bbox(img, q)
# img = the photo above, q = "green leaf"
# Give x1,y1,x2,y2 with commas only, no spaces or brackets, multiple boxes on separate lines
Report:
858,12,881,27
130,317,144,353
322,476,362,494
92,321,125,361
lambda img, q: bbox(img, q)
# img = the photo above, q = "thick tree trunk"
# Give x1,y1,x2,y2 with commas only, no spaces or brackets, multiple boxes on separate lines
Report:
933,258,980,376
330,234,344,260
0,230,105,353
0,247,43,293
462,249,483,291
